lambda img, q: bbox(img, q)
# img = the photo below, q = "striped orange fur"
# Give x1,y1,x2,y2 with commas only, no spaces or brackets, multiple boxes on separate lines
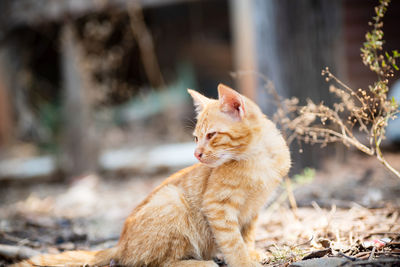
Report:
12,84,290,267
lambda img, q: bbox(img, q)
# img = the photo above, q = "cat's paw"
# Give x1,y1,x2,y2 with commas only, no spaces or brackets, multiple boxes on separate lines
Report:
213,256,226,266
248,261,264,267
249,249,268,264
206,260,220,267
249,249,262,261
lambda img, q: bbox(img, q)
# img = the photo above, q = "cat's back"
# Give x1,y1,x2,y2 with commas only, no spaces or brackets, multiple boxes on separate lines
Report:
125,163,212,219
162,163,212,188
116,163,216,265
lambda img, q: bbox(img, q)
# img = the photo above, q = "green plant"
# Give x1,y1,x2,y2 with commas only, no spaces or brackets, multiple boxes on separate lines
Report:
269,245,306,264
293,167,316,185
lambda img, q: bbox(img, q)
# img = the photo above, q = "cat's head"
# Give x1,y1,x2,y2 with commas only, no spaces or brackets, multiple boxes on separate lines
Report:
188,84,264,167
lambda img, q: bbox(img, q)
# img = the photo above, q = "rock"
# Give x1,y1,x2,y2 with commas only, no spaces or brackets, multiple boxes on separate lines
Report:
290,257,349,267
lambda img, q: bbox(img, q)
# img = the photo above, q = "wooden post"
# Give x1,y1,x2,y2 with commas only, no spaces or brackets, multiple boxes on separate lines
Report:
252,0,343,172
229,0,257,101
0,57,12,149
60,24,98,179
230,0,343,172
0,40,37,148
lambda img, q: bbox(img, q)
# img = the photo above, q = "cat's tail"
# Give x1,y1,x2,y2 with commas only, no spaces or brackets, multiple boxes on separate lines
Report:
10,247,118,267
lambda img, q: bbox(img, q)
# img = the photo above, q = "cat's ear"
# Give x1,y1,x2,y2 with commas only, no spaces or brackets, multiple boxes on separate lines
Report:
218,83,245,120
187,89,210,113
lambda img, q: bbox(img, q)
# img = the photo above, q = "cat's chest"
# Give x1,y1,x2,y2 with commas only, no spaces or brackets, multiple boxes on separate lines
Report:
237,179,267,219
237,170,280,223
209,164,281,223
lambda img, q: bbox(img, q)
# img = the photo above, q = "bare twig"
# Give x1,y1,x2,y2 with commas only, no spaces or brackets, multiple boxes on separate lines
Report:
284,176,298,214
366,232,400,237
338,252,358,261
368,246,376,261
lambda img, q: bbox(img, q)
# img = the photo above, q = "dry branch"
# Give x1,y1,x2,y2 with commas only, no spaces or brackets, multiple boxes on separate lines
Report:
260,0,400,179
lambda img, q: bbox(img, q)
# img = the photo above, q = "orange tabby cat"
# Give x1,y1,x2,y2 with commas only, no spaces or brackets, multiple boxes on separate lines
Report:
13,84,290,267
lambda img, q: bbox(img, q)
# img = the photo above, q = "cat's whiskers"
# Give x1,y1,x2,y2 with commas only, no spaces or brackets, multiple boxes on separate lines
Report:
183,118,196,130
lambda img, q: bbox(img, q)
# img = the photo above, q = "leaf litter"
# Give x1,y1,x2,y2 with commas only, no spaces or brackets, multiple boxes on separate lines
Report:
0,152,400,266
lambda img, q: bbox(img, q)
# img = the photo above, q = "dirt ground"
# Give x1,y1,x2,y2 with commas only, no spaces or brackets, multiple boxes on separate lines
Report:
0,150,399,266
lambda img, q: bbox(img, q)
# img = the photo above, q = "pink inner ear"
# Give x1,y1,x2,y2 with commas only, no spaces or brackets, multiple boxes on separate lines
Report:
218,84,245,119
232,102,241,111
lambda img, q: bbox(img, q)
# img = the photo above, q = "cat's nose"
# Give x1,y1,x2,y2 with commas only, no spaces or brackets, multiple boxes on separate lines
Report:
194,149,203,160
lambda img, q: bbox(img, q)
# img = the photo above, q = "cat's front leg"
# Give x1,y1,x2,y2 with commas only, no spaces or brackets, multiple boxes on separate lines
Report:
241,215,257,250
203,198,262,267
241,216,267,263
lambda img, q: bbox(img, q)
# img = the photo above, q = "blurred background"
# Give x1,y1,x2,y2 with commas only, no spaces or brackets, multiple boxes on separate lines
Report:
1,0,400,180
0,0,400,264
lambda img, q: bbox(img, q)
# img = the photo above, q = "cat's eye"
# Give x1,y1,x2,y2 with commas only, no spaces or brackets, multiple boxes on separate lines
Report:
206,132,216,140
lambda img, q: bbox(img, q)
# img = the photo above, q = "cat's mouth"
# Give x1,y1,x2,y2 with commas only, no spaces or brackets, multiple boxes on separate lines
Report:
196,156,217,167
197,157,212,165
197,154,230,167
